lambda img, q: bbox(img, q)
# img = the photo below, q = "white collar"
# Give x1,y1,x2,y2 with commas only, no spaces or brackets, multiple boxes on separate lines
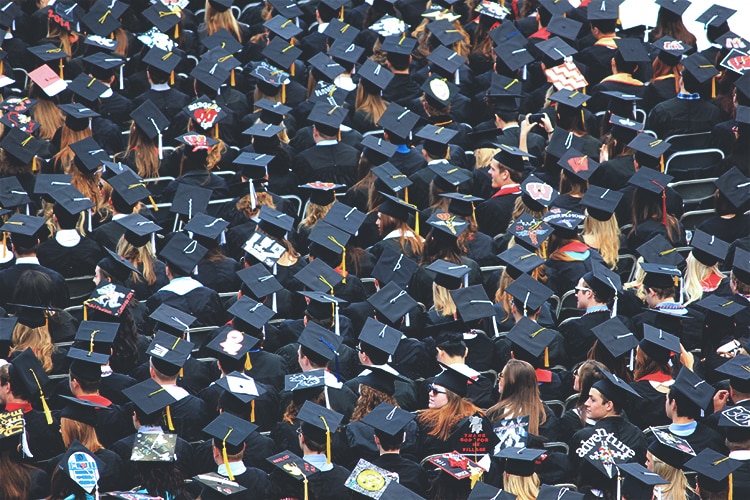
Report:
323,370,343,389
333,74,357,91
160,276,203,296
384,229,415,240
502,124,519,130
55,229,81,248
101,87,114,98
150,83,170,91
317,22,328,33
218,461,247,477
729,450,750,461
160,383,190,401
304,453,333,472
316,139,338,146
112,213,128,220
14,256,39,265
428,159,449,165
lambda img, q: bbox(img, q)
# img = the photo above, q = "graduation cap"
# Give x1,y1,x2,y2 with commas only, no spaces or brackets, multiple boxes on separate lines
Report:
322,202,366,236
28,64,66,97
371,246,418,288
520,176,557,213
266,0,303,18
580,185,622,221
264,15,302,40
308,53,344,83
721,403,750,441
655,0,690,16
370,15,408,37
648,427,695,468
557,148,599,181
433,362,477,397
190,52,234,91
592,317,637,359
652,36,691,66
232,272,282,311
508,214,552,251
442,193,482,219
262,36,301,71
255,98,291,125
467,483,516,500
308,81,350,106
640,324,680,364
549,87,590,111
536,36,577,66
8,348,53,423
685,448,742,494
427,19,463,47
169,183,212,218
690,229,728,266
428,45,466,78
72,320,118,359
215,371,263,407
615,37,649,64
367,281,418,324
242,230,286,268
378,192,418,225
203,412,257,478
618,463,669,500
202,29,244,55
299,182,344,207
343,459,398,498
547,15,581,43
475,0,510,19
546,127,585,160
682,52,720,86
493,143,532,172
298,319,342,362
427,210,470,239
1,214,46,247
381,33,416,56
627,165,673,195
107,171,154,210
671,365,714,411
694,294,746,326
146,330,193,377
371,163,412,195
149,304,196,339
542,208,585,239
308,222,349,267
507,316,557,365
82,0,127,37
696,4,735,29
426,259,471,290
636,234,684,267
419,126,460,159
428,451,484,481
59,103,99,133
0,408,24,442
357,365,407,396
69,137,109,175
495,447,545,477
356,59,393,92
294,258,342,294
184,213,229,243
583,263,622,303
83,34,118,52
159,233,207,275
591,369,641,408
451,284,496,324
114,213,161,248
715,166,750,209
266,450,319,493
587,0,620,20
299,291,347,336
297,400,343,463
192,473,247,497
130,431,177,462
57,441,102,495
537,484,584,500
96,247,141,284
323,18,360,43
142,46,182,75
497,245,544,279
640,262,681,291
60,395,105,426
308,102,347,132
378,103,419,140
715,354,750,392
733,247,750,284
360,401,415,439
142,2,181,33
184,98,227,132
128,100,170,147
0,176,31,209
0,1,21,31
608,114,642,142
538,0,571,16
250,61,290,89
0,317,18,346
358,317,401,357
327,39,364,67
628,133,671,168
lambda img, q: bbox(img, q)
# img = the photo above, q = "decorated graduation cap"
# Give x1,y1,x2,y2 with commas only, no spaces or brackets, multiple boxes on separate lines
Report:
344,459,398,498
685,448,742,495
474,0,510,19
715,166,750,210
371,246,418,288
184,97,227,133
715,354,750,392
28,64,66,97
519,175,557,213
203,412,257,480
690,230,729,266
495,447,545,477
130,431,177,463
267,450,320,499
146,330,194,378
652,36,691,67
497,245,544,278
427,210,469,239
299,182,344,206
206,326,259,372
542,208,585,239
640,324,680,364
0,110,37,135
297,400,343,463
159,232,207,275
0,408,24,448
428,451,484,483
557,148,599,181
507,316,557,366
655,0,690,16
508,214,552,252
57,440,102,496
378,103,419,141
433,362,477,397
8,348,53,423
367,281,418,325
580,185,622,221
591,369,641,408
618,462,669,500
648,427,696,468
720,403,750,442
215,370,263,412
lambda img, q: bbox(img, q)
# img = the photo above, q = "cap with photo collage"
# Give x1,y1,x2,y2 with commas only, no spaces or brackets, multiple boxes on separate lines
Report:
618,463,669,500
580,185,622,221
297,400,344,463
378,103,419,141
159,232,208,276
521,175,558,212
428,45,466,79
371,246,418,288
498,245,544,278
203,412,257,480
536,36,577,66
685,448,742,495
8,348,53,423
367,281,418,324
114,213,161,248
690,230,729,267
474,0,510,19
592,317,637,360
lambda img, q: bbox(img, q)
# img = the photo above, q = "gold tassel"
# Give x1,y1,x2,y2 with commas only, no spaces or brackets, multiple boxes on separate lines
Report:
339,7,344,21
245,352,252,370
0,61,4,75
222,428,235,481
231,69,235,87
170,71,174,85
729,473,733,500
544,347,549,367
712,77,716,98
179,367,184,378
404,187,409,204
303,477,309,500
30,369,52,424
250,400,255,422
281,83,286,103
213,124,220,139
327,236,347,283
149,195,158,211
660,156,665,173
174,23,179,40
471,202,476,222
415,212,419,235
32,157,38,173
59,59,64,79
319,416,332,464
580,109,585,127
166,405,174,431
290,64,295,77
83,304,88,321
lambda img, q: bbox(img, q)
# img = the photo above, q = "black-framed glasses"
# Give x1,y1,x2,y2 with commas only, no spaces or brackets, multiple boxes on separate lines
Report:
428,384,447,396
575,286,591,294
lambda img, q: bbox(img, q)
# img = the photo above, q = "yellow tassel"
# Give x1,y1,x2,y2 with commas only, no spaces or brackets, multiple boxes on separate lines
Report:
148,195,158,212
170,71,174,85
0,61,4,75
339,7,344,21
471,202,476,222
290,64,295,77
59,59,64,79
404,187,409,204
83,304,88,321
222,428,235,481
32,157,38,173
712,77,716,98
415,212,419,235
319,416,332,464
281,83,286,103
30,369,53,425
245,352,252,371
231,69,235,87
303,477,309,500
250,400,255,422
174,23,179,40
581,109,585,127
213,124,220,139
660,156,665,173
729,473,733,500
166,405,174,431
544,347,549,367
179,367,184,378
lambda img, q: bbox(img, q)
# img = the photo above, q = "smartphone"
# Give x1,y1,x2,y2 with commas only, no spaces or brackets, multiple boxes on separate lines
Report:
529,113,545,124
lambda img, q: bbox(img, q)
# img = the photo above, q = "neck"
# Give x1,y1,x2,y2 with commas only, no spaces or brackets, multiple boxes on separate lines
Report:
379,450,400,456
671,415,694,425
392,68,409,75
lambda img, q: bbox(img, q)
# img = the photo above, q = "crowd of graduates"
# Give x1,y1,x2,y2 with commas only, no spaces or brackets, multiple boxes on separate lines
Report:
1,0,750,498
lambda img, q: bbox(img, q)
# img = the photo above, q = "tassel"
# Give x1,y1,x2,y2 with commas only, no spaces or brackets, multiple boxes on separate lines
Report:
170,71,174,85
544,347,549,367
729,473,733,500
319,416,332,464
83,303,88,321
59,59,64,79
250,400,255,422
272,292,277,312
174,23,179,40
231,69,235,87
712,77,716,98
339,7,344,21
661,190,667,226
222,428,234,481
404,187,409,204
281,83,286,103
414,212,419,235
629,349,634,371
660,155,664,173
213,124,220,139
165,405,174,431
0,61,4,75
290,64,295,77
303,477,309,500
87,209,92,233
245,352,252,370
2,233,5,258
30,369,52,424
32,157,38,173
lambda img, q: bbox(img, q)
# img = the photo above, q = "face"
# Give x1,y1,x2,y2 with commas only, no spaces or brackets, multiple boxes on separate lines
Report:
584,388,610,421
489,161,507,189
498,368,506,395
428,383,449,409
0,381,9,404
573,367,581,392
575,279,591,309
646,451,654,471
376,213,383,235
93,266,108,286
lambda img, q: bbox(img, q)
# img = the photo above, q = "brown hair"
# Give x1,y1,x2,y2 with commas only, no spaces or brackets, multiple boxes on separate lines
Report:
416,389,482,441
53,127,92,174
114,122,160,179
0,449,34,499
355,84,388,125
486,359,546,434
377,213,424,256
116,236,158,286
351,385,398,422
30,97,65,141
633,346,671,381
282,390,327,424
12,324,56,373
60,417,104,452
204,1,242,41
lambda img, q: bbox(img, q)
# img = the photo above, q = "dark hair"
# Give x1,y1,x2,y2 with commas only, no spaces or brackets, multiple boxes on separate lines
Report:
70,372,100,393
360,343,389,365
629,189,681,244
590,19,617,34
386,52,410,71
300,344,329,368
714,189,737,216
668,386,702,420
133,462,189,500
53,205,79,229
614,50,638,75
317,2,337,22
375,429,403,451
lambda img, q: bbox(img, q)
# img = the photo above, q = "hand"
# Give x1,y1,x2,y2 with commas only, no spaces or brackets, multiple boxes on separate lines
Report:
713,389,730,413
679,344,695,371
520,114,536,135
540,113,553,134
599,144,609,163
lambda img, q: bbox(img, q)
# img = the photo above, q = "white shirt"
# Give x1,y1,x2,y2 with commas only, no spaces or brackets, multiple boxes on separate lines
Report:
15,256,40,265
55,229,81,248
218,461,247,477
161,384,190,401
316,139,338,146
150,83,170,91
159,276,203,296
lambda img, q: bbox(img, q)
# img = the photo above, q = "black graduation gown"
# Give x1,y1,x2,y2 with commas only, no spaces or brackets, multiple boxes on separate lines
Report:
644,75,678,112
560,408,592,444
133,88,191,134
559,310,612,365
615,184,684,228
344,374,419,412
627,379,672,430
475,192,520,238
125,260,171,301
194,256,242,293
493,125,547,166
382,73,421,107
36,235,104,278
625,219,687,253
46,448,124,492
197,379,279,432
112,432,196,482
294,143,360,186
696,214,750,245
146,283,225,328
466,231,501,268
337,419,419,469
99,90,134,128
19,409,65,463
409,256,482,309
569,416,647,472
588,77,647,113
371,453,429,497
90,221,127,252
679,422,727,455
199,467,270,499
268,461,351,500
574,39,617,86
588,155,635,191
390,147,428,178
545,248,607,297
645,96,723,139
549,194,584,213
0,263,69,308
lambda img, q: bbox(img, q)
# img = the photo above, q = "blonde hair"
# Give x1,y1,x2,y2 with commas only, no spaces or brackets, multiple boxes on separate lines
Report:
502,472,541,500
204,1,242,41
683,253,722,305
300,201,333,229
355,84,388,126
53,127,92,174
582,214,621,269
11,324,56,373
250,115,289,143
60,418,104,452
432,283,457,317
236,190,275,219
511,195,546,220
651,452,695,500
116,236,158,286
115,122,160,179
474,148,499,170
30,97,65,141
624,257,647,303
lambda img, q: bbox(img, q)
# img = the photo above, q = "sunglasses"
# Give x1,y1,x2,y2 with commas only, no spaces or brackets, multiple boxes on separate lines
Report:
428,384,447,396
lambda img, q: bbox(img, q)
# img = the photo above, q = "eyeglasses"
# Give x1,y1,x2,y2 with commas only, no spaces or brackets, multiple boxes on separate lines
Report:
428,384,447,396
575,287,591,294
296,427,303,436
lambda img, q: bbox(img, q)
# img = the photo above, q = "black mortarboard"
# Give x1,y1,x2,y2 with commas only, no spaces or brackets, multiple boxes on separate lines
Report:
557,148,599,181
418,124,459,150
358,59,394,91
381,33,416,56
495,447,545,476
546,127,585,159
672,366,714,410
57,441,102,495
716,354,750,392
71,321,118,364
587,0,620,20
648,427,695,468
98,247,140,282
547,15,581,43
82,0,127,37
142,46,182,74
584,263,622,298
0,1,21,31
592,369,641,406
592,317,637,358
142,3,180,32
264,15,302,40
267,450,320,483
294,259,342,293
202,29,243,54
308,222,349,262
298,320,342,362
442,193,482,218
60,395,105,426
159,233,207,275
378,103,419,140
236,264,283,300
378,192,418,223
508,214,552,251
184,213,229,241
618,463,669,499
149,304,196,336
66,74,107,104
493,143,532,172
361,401,415,437
682,52,720,85
427,19,463,47
433,362,476,397
309,53,344,82
451,285,495,323
656,0,690,16
0,317,17,345
323,19,359,43
507,316,557,361
690,230,729,266
628,133,671,167
627,166,673,195
308,102,347,131
697,4,735,28
498,246,544,278
327,39,364,66
114,213,161,247
299,182,345,206
147,330,193,376
367,282,418,324
130,100,169,140
494,43,534,72
170,184,212,217
653,36,691,66
636,234,685,266
426,259,471,290
581,185,622,221
357,365,406,396
536,37,577,65
193,473,247,497
297,401,343,462
733,248,750,284
358,317,401,356
715,166,750,209
428,45,466,76
107,170,152,207
318,203,362,238
542,208,585,239
468,483,517,500
262,37,300,70
184,98,227,132
685,449,742,494
27,44,69,70
2,213,46,240
203,411,257,454
538,0,571,16
609,114,643,142
549,87,590,110
371,246,418,288
255,98,290,125
640,262,681,289
215,371,263,404
0,176,30,209
69,137,108,174
506,272,554,314
190,53,234,91
640,324,680,364
267,0,303,17
122,378,177,416
371,163,412,194
615,37,649,63
9,348,52,421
